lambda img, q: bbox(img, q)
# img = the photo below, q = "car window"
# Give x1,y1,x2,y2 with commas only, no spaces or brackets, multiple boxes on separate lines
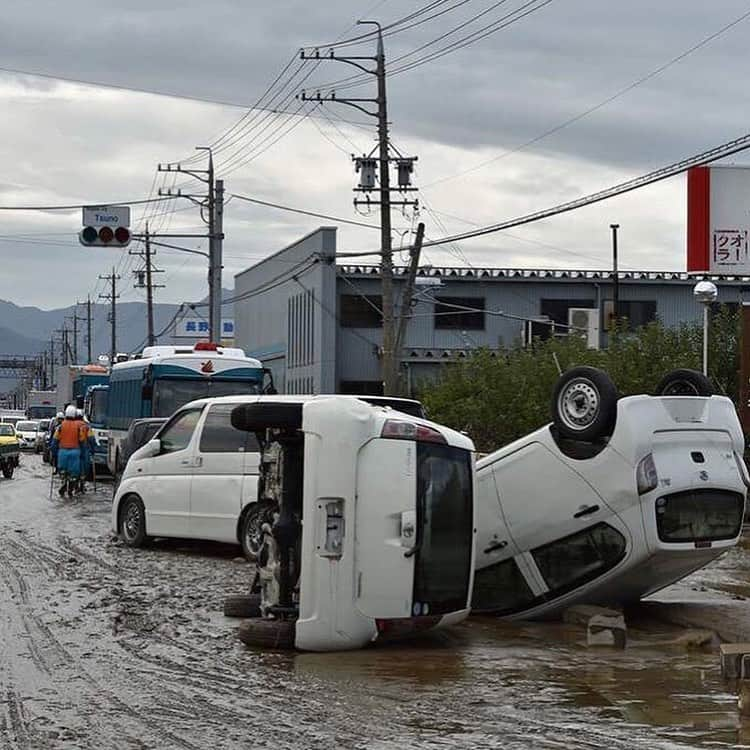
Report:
199,403,259,453
471,558,540,615
0,424,14,436
531,523,626,597
158,409,203,454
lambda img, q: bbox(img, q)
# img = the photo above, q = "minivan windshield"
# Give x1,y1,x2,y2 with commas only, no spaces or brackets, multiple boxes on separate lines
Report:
16,421,38,432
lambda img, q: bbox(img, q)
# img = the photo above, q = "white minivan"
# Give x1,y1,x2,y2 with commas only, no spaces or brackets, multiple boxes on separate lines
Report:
112,395,476,651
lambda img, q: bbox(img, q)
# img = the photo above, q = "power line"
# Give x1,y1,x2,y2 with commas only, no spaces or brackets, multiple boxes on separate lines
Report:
0,196,174,211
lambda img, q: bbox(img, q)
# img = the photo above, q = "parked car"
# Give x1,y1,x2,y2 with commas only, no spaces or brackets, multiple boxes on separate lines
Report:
112,395,475,651
472,367,748,619
0,423,20,478
14,420,39,450
35,419,51,452
115,418,168,476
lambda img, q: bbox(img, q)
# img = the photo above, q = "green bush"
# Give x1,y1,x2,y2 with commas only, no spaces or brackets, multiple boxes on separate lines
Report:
421,309,739,453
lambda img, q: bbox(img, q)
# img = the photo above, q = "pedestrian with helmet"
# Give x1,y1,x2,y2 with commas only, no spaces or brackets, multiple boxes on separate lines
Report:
51,405,86,498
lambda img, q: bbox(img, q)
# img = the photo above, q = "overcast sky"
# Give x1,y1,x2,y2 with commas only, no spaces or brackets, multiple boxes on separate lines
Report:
1,0,749,310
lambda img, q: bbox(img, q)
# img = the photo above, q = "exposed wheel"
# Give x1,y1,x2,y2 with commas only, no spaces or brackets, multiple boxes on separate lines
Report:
238,617,296,650
552,366,618,442
240,501,277,561
655,368,713,397
2,463,13,479
224,594,262,618
119,495,148,547
231,402,302,433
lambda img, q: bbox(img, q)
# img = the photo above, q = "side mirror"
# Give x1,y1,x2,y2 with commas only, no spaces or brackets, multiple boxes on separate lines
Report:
143,438,161,457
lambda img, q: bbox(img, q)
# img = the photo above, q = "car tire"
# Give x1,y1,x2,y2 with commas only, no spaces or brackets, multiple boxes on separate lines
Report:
231,402,302,433
655,368,713,397
224,594,262,618
240,501,278,562
237,617,296,650
552,366,618,442
119,495,148,547
2,463,13,479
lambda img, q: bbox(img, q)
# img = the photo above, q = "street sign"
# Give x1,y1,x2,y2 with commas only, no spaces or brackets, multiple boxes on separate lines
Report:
80,205,131,247
175,318,235,339
82,205,130,227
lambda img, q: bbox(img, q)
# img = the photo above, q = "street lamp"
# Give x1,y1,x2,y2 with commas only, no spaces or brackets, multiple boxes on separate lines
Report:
693,280,718,376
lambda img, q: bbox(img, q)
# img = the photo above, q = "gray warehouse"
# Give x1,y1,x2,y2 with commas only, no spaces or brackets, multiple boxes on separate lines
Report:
234,227,748,396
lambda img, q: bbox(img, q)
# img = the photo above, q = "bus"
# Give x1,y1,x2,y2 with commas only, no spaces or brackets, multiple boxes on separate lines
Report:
84,384,109,471
106,343,267,473
27,389,58,419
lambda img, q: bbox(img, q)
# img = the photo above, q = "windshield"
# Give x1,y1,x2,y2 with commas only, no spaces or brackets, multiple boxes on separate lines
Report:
413,443,473,615
2,417,21,426
28,405,57,419
16,421,38,432
0,424,15,436
38,419,50,431
87,389,108,425
152,379,260,418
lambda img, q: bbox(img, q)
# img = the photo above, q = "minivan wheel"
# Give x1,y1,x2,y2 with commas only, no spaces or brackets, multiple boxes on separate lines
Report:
240,501,277,562
552,366,618,442
119,496,148,547
655,368,713,397
238,618,296,650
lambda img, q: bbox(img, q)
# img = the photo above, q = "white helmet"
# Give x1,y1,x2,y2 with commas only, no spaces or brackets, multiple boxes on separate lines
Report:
56,412,64,419
76,408,84,418
64,405,77,418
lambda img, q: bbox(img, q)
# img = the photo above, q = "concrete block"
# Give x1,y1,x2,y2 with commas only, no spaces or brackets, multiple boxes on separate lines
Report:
586,613,626,649
563,604,622,627
719,643,750,679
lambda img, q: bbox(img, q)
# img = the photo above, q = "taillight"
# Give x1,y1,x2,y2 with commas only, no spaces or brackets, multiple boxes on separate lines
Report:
194,342,218,351
380,419,446,444
636,453,658,495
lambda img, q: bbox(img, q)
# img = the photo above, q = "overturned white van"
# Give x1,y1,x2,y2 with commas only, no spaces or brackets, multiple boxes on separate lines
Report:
226,396,476,651
473,367,748,618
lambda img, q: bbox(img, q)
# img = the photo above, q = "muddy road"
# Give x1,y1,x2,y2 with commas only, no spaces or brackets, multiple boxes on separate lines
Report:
1,455,749,749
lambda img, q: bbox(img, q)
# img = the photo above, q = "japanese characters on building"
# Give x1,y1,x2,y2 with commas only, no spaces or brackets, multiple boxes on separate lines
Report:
175,318,235,340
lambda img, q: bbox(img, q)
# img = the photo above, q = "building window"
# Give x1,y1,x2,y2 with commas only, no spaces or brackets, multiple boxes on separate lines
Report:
340,295,382,328
609,300,657,329
434,297,485,330
540,298,596,326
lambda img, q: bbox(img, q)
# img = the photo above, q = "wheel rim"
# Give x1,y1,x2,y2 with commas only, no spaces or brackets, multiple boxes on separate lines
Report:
244,504,275,558
558,377,600,432
123,502,142,541
662,379,700,396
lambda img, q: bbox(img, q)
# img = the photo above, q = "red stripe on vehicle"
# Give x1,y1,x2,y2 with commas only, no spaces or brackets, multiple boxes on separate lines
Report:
687,166,710,272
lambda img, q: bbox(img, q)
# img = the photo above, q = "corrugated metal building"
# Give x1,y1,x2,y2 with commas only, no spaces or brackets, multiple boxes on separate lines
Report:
234,227,749,395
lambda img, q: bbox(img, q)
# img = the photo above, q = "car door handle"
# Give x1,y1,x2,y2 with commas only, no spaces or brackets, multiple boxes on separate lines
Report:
483,539,508,554
574,504,600,519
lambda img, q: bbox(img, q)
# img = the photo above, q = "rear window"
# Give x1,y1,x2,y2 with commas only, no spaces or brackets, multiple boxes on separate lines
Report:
532,523,626,597
199,404,259,453
472,558,539,615
656,490,744,543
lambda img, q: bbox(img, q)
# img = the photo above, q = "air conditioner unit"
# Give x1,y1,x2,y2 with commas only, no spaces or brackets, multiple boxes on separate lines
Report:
568,308,600,349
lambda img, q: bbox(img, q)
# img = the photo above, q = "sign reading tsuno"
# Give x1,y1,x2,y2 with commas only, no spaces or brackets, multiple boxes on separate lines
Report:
79,205,131,247
687,166,750,274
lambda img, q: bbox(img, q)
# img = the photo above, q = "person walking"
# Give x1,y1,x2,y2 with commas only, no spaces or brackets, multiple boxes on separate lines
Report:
52,405,86,498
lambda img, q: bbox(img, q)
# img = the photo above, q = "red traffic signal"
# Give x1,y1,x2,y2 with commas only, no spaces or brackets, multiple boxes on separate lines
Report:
79,225,131,247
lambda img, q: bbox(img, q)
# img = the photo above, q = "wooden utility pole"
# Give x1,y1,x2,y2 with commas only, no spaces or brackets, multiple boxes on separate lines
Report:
99,269,121,364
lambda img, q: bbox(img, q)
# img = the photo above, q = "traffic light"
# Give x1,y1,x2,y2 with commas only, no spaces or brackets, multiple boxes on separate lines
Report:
79,225,131,247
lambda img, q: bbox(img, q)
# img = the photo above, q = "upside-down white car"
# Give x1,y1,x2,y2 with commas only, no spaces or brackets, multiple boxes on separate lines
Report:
472,367,748,618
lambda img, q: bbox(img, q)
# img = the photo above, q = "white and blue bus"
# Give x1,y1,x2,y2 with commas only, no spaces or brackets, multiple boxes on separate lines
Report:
106,343,266,473
84,383,109,470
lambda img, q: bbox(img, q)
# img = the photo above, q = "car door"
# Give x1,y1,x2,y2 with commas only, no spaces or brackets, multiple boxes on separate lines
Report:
188,402,260,543
144,407,204,538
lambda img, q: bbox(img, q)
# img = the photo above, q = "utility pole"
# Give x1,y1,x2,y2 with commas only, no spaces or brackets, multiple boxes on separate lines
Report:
157,148,219,339
77,296,93,363
131,222,165,348
300,23,418,394
67,310,85,365
99,269,121,364
610,223,620,329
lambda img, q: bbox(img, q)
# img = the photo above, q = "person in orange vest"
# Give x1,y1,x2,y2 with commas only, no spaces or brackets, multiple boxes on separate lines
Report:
52,405,86,498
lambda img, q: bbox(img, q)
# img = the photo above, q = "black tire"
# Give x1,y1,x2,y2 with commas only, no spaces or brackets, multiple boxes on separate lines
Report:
655,368,713,397
238,617,296,650
224,594,262,618
231,402,302,433
2,463,13,479
119,495,148,547
239,501,277,561
552,366,618,442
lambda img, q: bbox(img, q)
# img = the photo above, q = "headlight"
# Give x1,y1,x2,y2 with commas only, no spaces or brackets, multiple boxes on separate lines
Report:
636,453,658,495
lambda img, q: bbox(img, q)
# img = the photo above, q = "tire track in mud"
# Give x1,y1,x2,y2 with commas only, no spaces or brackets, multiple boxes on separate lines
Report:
0,533,204,750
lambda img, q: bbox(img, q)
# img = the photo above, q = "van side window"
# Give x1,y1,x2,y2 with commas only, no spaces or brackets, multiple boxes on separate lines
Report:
199,404,259,453
159,409,203,454
531,522,626,596
471,558,539,615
